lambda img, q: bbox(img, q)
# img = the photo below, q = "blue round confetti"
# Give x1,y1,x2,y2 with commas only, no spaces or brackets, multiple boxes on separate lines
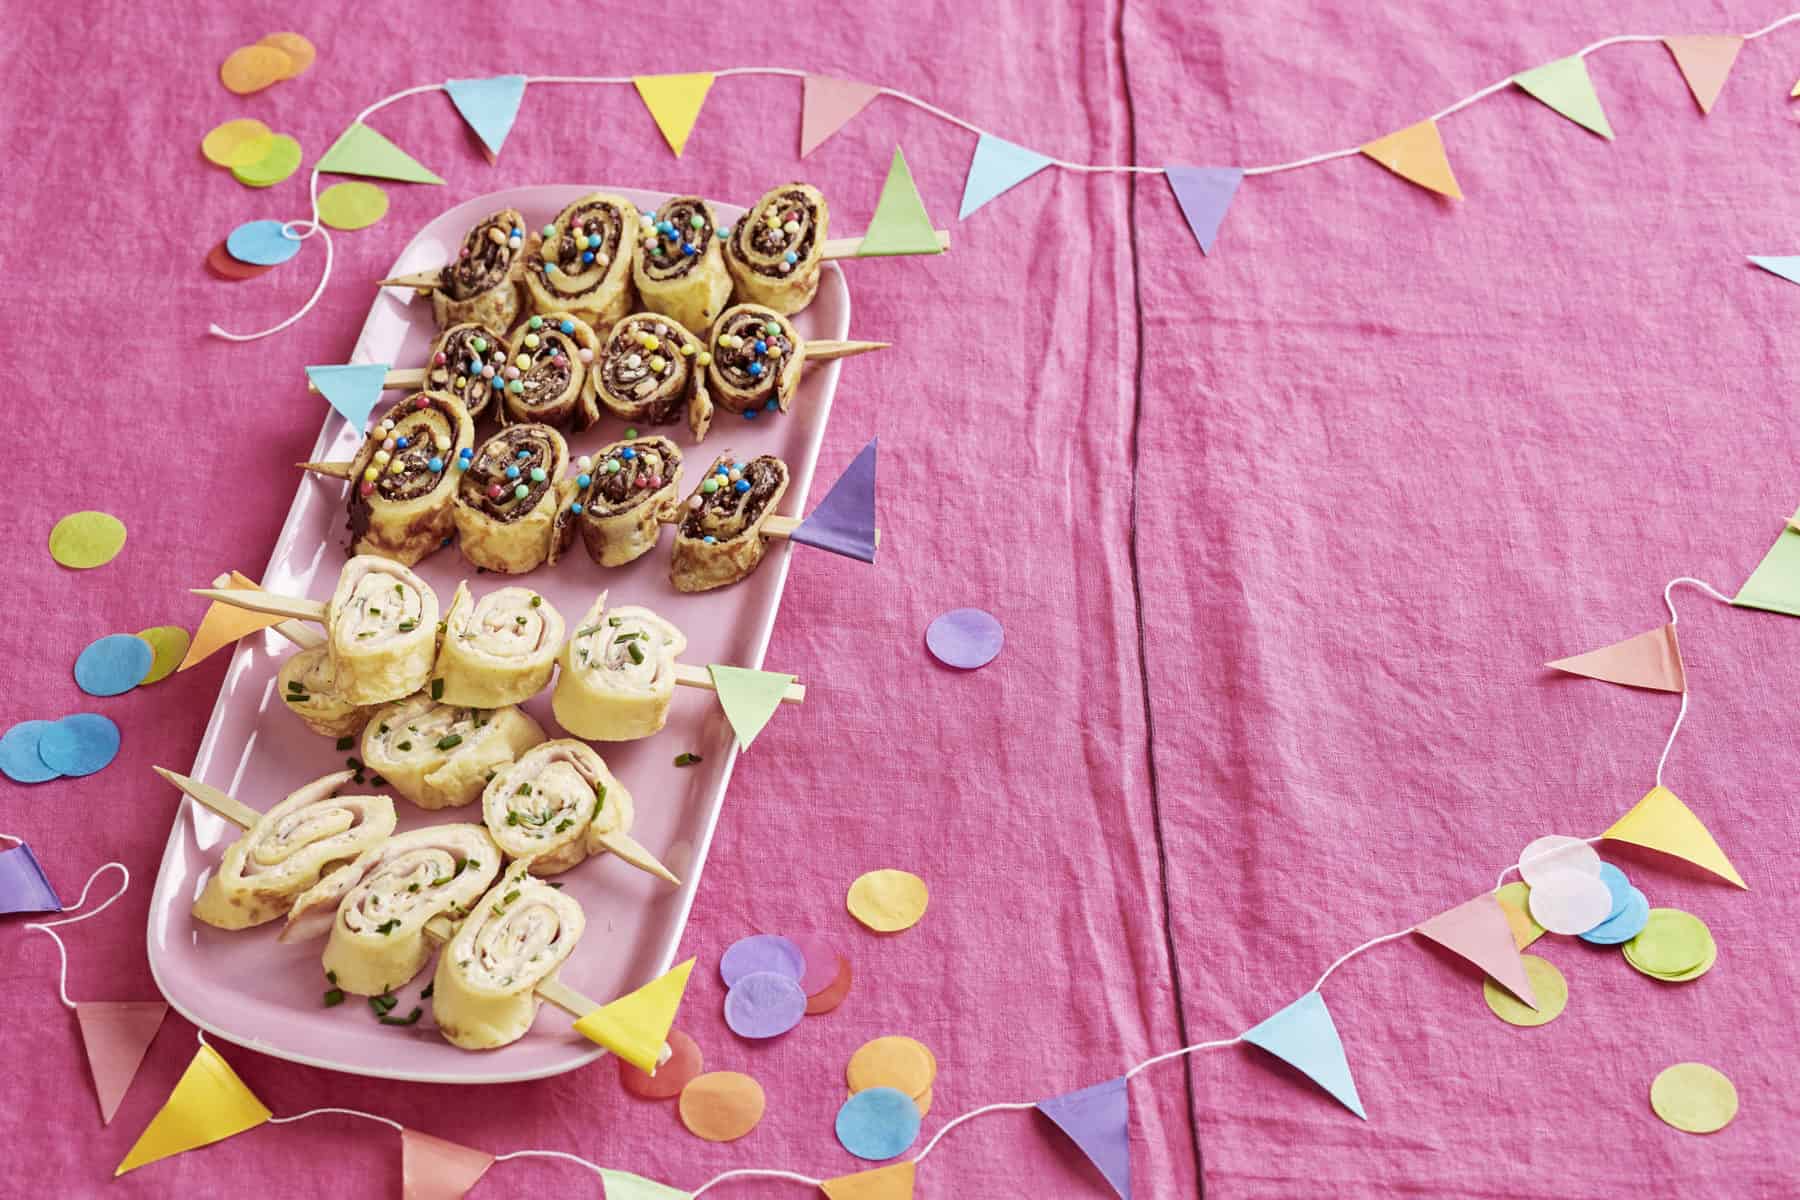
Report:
1580,887,1650,944
835,1088,922,1161
73,634,155,697
0,721,62,783
37,714,121,778
1596,862,1632,922
225,220,302,266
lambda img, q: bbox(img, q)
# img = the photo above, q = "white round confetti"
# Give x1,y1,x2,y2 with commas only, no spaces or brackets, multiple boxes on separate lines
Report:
1518,834,1601,888
1527,868,1615,935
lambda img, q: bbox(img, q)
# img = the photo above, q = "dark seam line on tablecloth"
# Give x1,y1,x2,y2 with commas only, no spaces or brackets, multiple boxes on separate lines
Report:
1115,2,1205,1196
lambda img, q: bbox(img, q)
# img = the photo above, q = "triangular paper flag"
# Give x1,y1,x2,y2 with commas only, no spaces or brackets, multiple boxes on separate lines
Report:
0,843,61,915
1512,57,1614,139
77,1001,168,1124
1241,991,1366,1119
178,571,289,671
1361,119,1462,200
573,958,695,1072
857,147,943,257
403,1128,495,1200
1166,166,1244,256
959,134,1054,220
802,75,881,157
1604,786,1747,889
633,73,714,156
820,1162,917,1200
1414,895,1537,1008
1749,256,1800,287
1792,77,1800,98
316,123,444,184
445,75,527,156
707,665,797,751
1036,1076,1132,1200
1546,624,1685,692
1664,36,1743,114
792,437,877,562
306,363,392,429
116,1044,271,1176
1733,515,1800,617
599,1168,691,1200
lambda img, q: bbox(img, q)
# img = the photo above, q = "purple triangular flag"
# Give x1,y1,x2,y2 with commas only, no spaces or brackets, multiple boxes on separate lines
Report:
1166,166,1244,256
791,437,877,563
0,843,61,915
1037,1075,1131,1199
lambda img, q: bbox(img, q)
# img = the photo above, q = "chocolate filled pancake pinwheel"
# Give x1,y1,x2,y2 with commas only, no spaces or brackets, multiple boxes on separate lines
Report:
707,304,804,416
425,322,509,422
482,739,677,884
378,209,530,333
360,692,546,811
592,314,713,440
326,556,441,704
553,593,687,741
724,182,828,314
452,423,575,574
632,195,734,334
342,392,475,566
436,582,564,707
522,193,638,329
277,646,378,739
500,312,601,429
432,861,586,1050
671,452,791,592
556,436,683,568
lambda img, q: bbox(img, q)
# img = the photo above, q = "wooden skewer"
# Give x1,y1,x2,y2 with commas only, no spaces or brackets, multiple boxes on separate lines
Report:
661,512,881,549
305,367,427,395
376,268,445,290
804,339,888,362
297,460,356,480
673,663,804,704
209,574,324,650
819,229,951,259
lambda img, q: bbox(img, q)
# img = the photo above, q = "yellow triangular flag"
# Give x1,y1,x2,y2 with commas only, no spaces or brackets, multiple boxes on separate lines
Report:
116,1044,271,1176
1361,118,1463,200
574,958,695,1072
633,73,714,156
1604,786,1747,890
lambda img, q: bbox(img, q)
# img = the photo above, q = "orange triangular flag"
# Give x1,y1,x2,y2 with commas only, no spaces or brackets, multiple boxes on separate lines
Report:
1415,895,1537,1008
1361,119,1462,200
177,571,289,671
1604,786,1747,889
821,1161,916,1200
1546,624,1685,692
1664,35,1743,114
116,1043,271,1175
403,1128,495,1200
77,1001,168,1124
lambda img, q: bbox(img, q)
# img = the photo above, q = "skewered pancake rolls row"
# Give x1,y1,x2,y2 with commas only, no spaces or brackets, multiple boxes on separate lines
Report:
557,436,682,568
326,557,440,704
359,693,545,811
432,861,586,1050
632,196,733,334
452,424,574,574
553,593,687,741
344,392,475,566
434,209,528,332
435,582,564,707
723,183,828,314
522,193,637,329
671,453,791,592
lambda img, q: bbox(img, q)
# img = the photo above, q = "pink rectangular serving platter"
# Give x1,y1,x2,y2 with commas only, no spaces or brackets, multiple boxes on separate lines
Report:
146,185,853,1083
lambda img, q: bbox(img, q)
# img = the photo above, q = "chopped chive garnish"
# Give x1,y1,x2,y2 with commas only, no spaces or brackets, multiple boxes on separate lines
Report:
397,741,412,751
554,819,572,833
346,757,362,770
378,723,389,734
503,889,521,905
375,918,401,935
407,883,419,893
371,775,386,786
529,595,542,608
627,641,644,664
323,988,345,1007
287,680,305,693
608,616,622,626
288,692,311,703
674,752,702,767
420,982,434,999
378,1006,424,1027
397,620,417,632
517,783,532,796
370,994,397,1014
431,678,444,700
436,734,463,750
548,881,565,889
336,736,354,751
368,607,381,617
506,812,520,826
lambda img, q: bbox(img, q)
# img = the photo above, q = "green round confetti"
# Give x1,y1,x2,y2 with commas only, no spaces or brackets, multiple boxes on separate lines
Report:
49,511,127,569
317,181,389,231
1483,954,1567,1027
1623,909,1712,977
1651,1062,1738,1133
134,626,191,685
231,133,302,188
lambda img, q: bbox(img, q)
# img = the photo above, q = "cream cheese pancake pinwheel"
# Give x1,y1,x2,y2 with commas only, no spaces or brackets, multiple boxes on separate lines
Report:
327,556,441,704
632,196,734,334
672,453,791,592
482,739,677,884
342,392,475,566
423,209,530,332
432,861,586,1050
724,182,829,314
360,693,545,811
425,322,509,422
553,593,687,741
190,771,397,931
557,436,683,568
277,646,378,739
706,304,806,416
522,193,638,329
592,313,713,439
452,423,575,574
500,312,601,429
436,582,564,707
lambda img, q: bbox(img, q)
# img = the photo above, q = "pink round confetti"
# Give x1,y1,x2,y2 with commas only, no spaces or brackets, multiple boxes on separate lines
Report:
793,934,841,996
719,934,804,988
724,971,806,1039
926,608,1003,670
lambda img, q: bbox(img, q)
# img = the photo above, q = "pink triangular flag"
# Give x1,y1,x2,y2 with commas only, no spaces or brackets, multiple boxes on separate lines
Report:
801,75,880,157
403,1128,495,1200
1546,624,1684,693
1663,35,1743,114
76,1001,167,1124
1414,895,1537,1008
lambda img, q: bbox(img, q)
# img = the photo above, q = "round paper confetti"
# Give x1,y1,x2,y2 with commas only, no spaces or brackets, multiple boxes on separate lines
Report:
1518,834,1601,887
74,634,155,697
37,714,121,778
317,181,390,230
847,1036,936,1098
205,242,275,282
219,45,291,94
847,868,929,933
231,135,303,188
1493,881,1544,950
805,955,853,1015
1624,909,1715,979
913,1086,934,1118
49,511,127,569
720,934,805,988
1527,868,1614,935
1483,954,1567,1027
256,32,316,78
723,971,807,1039
1580,887,1650,945
227,220,302,266
201,118,274,168
1596,862,1632,918
835,1087,922,1160
134,626,191,686
0,721,62,784
926,608,1003,669
679,1071,765,1142
793,934,841,995
620,1028,702,1101
1650,1062,1738,1134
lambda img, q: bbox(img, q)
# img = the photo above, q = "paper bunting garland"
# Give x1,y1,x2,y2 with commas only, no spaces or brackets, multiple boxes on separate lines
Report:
1241,991,1366,1119
1732,515,1800,617
598,1168,691,1200
1414,895,1537,1007
316,123,444,184
707,665,798,750
178,571,288,671
1361,119,1462,200
802,75,881,157
1166,166,1244,256
1749,255,1800,286
633,73,715,156
858,147,943,257
1037,1076,1133,1199
1512,57,1614,140
822,1161,917,1199
117,1044,271,1176
1604,786,1747,889
1546,624,1685,692
792,437,878,562
1664,36,1743,114
306,363,392,428
959,134,1054,220
444,74,527,156
77,1001,167,1124
574,958,695,1072
0,843,61,915
402,1128,495,1200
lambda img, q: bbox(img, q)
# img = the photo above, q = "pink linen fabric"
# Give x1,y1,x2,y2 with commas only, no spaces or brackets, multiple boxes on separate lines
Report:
3,1,1798,1196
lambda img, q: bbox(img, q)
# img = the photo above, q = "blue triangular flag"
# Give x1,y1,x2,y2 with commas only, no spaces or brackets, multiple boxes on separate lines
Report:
959,135,1054,220
0,843,62,916
306,364,392,429
445,75,528,157
791,438,877,563
1037,1075,1131,1199
1749,255,1800,287
1166,166,1244,256
1241,991,1366,1119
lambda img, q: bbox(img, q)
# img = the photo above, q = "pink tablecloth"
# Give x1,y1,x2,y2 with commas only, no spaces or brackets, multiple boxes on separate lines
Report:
4,1,1799,1196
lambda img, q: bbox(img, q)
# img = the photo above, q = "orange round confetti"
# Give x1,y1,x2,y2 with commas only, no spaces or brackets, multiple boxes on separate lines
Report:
679,1071,766,1142
620,1029,702,1101
805,955,853,1015
201,118,273,168
914,1086,933,1118
219,45,291,95
204,242,274,282
846,1035,936,1098
256,32,316,79
847,868,929,932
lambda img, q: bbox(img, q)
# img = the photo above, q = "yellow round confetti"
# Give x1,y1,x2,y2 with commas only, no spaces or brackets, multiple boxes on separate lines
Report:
847,868,929,933
201,118,274,168
1623,909,1713,977
846,1036,937,1098
49,511,127,569
256,32,316,79
1483,954,1567,1027
678,1071,766,1142
1650,1062,1738,1134
219,45,291,95
1493,881,1545,950
318,181,390,231
134,626,191,686
914,1086,933,1118
231,134,303,188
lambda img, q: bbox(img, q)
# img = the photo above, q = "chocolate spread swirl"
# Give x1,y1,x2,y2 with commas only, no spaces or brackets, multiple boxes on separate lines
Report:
526,199,627,299
680,454,785,541
599,315,702,425
711,308,794,406
346,394,464,545
443,212,523,300
580,438,680,516
428,324,507,419
638,196,713,281
726,186,821,279
459,425,560,524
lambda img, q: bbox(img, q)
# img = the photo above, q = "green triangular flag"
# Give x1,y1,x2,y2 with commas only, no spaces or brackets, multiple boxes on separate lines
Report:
1513,57,1614,140
707,665,796,751
599,1168,691,1200
316,123,445,184
1733,513,1800,617
856,147,942,257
